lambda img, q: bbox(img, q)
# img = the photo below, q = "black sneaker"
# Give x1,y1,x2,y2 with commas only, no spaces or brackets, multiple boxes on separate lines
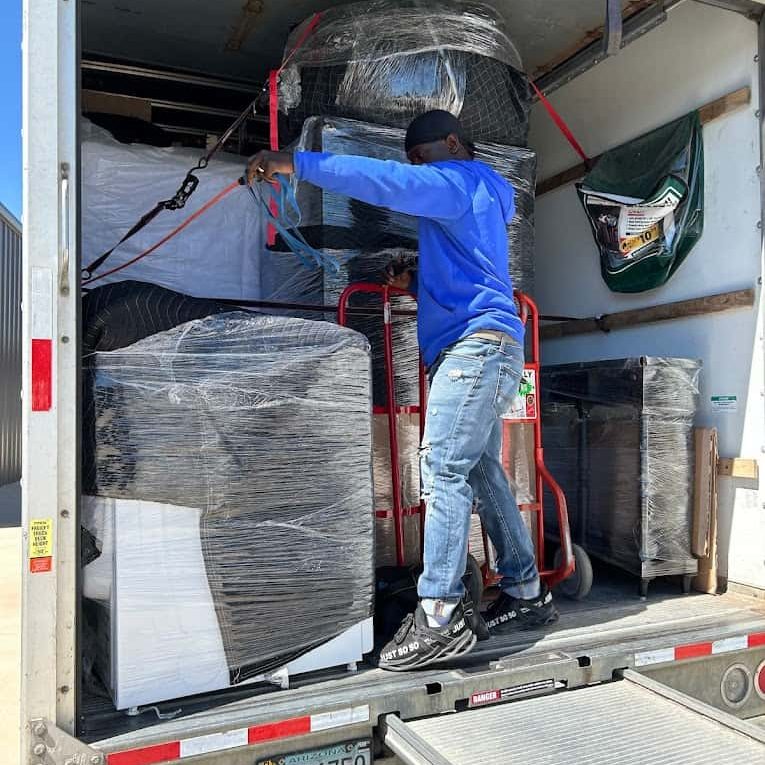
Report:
483,583,559,635
378,600,478,672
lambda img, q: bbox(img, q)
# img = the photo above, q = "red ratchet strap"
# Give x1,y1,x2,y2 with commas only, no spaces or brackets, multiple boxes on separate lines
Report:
82,180,241,287
529,78,591,167
278,12,323,74
268,69,280,151
267,70,280,246
267,12,323,245
82,17,324,283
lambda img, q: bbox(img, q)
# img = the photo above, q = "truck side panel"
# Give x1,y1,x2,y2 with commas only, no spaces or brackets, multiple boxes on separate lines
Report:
20,0,79,758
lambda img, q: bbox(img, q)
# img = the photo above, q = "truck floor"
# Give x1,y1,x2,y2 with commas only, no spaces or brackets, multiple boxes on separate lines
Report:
80,566,765,745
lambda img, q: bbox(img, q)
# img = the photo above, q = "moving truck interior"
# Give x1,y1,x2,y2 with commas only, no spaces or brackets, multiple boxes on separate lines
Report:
19,1,765,763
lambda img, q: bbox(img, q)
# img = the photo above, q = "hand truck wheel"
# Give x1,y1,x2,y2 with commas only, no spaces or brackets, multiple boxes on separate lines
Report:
553,544,593,601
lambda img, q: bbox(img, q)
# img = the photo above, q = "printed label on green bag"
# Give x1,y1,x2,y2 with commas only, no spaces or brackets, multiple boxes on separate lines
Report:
580,176,686,271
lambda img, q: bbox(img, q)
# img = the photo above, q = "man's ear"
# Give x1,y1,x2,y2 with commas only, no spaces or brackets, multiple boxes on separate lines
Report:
445,133,461,155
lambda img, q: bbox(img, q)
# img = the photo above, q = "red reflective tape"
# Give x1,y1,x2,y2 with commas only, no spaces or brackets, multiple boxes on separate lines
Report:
675,642,712,661
248,716,311,744
31,339,52,411
749,632,765,648
107,742,180,765
267,69,280,247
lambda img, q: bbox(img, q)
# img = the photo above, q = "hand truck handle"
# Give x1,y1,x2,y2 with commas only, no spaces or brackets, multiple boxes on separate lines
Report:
337,282,422,567
537,458,575,588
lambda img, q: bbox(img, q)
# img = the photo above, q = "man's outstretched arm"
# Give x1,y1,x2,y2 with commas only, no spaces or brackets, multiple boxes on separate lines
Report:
247,150,471,221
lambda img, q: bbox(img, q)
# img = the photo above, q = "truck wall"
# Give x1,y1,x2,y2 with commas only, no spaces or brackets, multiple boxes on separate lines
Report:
529,1,765,590
0,202,21,487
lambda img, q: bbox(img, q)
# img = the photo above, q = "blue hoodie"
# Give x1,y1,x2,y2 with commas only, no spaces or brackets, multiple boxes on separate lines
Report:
294,152,524,366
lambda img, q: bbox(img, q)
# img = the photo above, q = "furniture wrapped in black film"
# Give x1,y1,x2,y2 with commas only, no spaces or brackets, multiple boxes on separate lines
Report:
293,115,537,297
542,357,701,593
81,308,375,708
278,0,531,146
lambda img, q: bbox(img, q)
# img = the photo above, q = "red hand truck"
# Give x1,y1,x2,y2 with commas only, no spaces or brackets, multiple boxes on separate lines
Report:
338,284,575,593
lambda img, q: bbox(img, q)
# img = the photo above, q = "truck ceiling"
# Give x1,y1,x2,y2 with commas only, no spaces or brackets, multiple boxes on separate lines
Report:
80,0,654,84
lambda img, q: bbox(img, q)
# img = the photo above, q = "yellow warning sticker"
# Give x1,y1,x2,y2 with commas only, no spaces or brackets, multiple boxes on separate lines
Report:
29,519,53,559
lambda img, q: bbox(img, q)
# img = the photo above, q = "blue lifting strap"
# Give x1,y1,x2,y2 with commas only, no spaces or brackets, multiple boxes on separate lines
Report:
248,175,341,274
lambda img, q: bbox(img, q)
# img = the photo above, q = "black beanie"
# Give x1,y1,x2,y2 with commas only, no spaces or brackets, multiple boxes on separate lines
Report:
405,110,469,153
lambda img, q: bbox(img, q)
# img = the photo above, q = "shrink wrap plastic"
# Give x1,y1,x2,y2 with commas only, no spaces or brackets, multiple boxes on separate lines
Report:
82,311,375,704
541,357,701,580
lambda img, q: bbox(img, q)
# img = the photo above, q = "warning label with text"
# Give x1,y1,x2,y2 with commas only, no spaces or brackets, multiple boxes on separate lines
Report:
503,369,537,421
29,519,53,573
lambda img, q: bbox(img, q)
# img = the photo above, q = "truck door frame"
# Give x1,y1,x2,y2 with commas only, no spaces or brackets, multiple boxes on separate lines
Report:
20,0,80,755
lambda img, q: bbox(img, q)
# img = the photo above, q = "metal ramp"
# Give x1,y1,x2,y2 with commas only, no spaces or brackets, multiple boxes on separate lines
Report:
383,671,765,765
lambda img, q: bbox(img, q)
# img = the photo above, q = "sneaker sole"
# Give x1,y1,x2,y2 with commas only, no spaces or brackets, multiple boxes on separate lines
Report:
378,631,477,672
433,632,478,663
488,610,559,636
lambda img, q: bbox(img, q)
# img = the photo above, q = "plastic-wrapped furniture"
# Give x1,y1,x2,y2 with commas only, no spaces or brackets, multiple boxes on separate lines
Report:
541,357,701,596
82,311,375,708
278,0,531,146
293,116,537,296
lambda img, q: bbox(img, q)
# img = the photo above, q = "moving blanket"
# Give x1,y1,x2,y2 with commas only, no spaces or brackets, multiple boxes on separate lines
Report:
83,306,375,685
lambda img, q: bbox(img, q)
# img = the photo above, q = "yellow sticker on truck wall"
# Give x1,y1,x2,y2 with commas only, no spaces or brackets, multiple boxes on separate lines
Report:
29,518,53,573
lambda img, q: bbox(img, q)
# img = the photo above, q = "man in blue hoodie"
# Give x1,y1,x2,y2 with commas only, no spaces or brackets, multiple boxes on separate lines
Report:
247,110,557,671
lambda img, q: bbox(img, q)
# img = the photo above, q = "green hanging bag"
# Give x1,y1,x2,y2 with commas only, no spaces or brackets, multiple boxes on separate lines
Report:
577,111,704,293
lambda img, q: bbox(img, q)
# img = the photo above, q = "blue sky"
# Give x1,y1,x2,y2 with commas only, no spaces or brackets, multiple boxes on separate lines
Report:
0,2,22,220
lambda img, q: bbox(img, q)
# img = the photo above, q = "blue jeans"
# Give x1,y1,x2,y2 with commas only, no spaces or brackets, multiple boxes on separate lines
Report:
417,335,540,601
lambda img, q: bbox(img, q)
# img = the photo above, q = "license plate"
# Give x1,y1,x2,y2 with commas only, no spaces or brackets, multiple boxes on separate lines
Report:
256,738,372,765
